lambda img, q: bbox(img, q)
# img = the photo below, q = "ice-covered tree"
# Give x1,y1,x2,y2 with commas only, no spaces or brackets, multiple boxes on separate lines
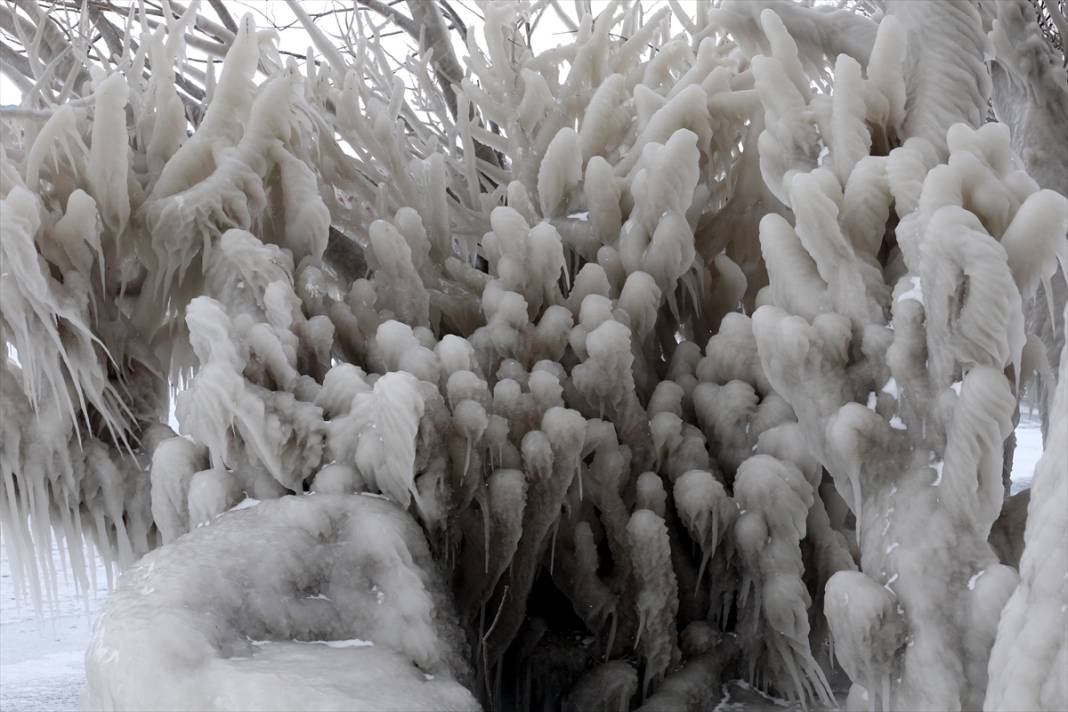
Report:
0,1,1065,710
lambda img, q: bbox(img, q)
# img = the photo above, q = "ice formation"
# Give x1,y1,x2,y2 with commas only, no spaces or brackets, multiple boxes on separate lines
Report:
83,494,478,711
0,1,1065,711
985,319,1068,712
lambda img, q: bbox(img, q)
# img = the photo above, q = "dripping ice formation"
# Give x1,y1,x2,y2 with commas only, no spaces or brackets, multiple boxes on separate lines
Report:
0,1,1065,710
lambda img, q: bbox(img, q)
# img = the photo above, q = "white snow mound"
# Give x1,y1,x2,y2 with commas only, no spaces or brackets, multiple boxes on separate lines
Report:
82,494,479,711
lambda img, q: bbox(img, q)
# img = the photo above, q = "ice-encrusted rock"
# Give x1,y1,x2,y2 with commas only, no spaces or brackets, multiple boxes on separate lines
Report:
83,494,479,711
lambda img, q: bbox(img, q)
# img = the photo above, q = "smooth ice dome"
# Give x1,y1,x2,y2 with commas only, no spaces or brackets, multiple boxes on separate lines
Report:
82,495,477,711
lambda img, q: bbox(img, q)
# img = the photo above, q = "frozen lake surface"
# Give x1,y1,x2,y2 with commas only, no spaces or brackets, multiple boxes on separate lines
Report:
0,413,1047,711
0,545,108,711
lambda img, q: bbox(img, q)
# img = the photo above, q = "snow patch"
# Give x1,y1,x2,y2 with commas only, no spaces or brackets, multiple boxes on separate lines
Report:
931,460,945,486
880,378,899,398
884,573,899,593
249,638,374,649
1009,410,1042,494
898,276,924,305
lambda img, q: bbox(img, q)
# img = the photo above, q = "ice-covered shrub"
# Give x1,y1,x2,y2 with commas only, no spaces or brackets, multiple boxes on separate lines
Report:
748,31,1067,711
1,1,1065,710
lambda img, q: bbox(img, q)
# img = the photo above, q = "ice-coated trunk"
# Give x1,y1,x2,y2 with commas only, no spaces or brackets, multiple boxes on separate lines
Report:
984,310,1068,712
885,0,991,155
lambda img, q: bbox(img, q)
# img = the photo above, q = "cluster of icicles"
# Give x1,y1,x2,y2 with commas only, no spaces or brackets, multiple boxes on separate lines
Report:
1,1,1066,711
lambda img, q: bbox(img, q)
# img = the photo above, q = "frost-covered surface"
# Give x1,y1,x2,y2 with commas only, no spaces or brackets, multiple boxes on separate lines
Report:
81,493,478,711
0,545,107,712
1009,408,1043,494
0,1,1066,710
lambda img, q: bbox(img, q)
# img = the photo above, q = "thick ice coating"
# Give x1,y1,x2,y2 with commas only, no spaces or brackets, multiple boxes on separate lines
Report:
83,494,478,711
0,3,1065,711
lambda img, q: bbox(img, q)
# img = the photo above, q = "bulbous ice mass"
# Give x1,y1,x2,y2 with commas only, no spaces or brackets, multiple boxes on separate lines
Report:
83,494,478,711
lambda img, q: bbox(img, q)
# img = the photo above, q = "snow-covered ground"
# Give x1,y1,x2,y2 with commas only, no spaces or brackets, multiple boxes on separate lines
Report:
1011,408,1043,494
0,546,108,711
0,415,1047,711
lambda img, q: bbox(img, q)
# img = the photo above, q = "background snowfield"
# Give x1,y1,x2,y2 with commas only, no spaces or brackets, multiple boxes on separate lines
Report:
0,412,1045,712
1010,409,1043,494
0,546,108,711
